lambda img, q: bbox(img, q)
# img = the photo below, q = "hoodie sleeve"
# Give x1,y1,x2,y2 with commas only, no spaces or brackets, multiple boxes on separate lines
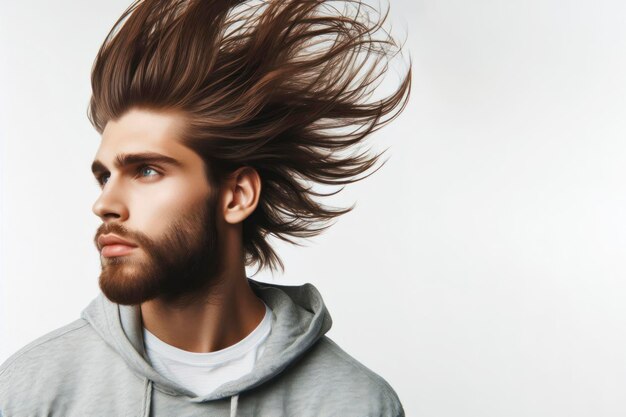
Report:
0,340,32,416
266,335,405,417
321,336,405,417
0,362,11,416
0,319,91,416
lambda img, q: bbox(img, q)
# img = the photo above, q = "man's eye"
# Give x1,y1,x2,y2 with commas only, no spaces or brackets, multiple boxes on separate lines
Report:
137,165,160,178
95,165,161,187
96,174,109,187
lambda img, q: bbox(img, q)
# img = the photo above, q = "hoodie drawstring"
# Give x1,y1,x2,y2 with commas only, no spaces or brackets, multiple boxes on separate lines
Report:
142,379,153,417
142,379,239,417
230,394,239,417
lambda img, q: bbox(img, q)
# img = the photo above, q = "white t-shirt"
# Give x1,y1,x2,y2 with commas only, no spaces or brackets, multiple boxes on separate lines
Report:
143,302,272,397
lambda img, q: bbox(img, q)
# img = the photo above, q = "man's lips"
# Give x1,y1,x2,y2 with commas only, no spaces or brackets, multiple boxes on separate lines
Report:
101,244,137,257
98,234,138,250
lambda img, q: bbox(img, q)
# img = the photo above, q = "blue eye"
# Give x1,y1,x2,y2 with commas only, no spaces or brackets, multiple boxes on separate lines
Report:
95,165,161,188
139,166,159,177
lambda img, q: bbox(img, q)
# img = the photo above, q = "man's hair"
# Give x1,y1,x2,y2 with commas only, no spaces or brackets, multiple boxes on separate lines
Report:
87,0,411,276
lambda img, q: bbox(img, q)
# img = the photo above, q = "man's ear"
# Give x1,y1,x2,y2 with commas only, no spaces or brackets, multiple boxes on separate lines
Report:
221,166,261,225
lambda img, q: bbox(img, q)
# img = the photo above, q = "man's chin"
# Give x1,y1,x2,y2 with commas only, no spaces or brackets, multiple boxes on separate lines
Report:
99,268,160,305
99,281,158,305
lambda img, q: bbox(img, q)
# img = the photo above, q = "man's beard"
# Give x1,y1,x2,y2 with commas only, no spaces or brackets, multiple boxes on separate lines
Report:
93,196,222,307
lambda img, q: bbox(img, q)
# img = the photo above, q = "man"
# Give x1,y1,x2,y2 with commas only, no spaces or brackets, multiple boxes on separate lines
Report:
0,0,410,415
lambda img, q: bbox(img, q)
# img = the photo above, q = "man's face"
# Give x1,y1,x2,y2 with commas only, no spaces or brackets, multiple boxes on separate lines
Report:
91,107,222,306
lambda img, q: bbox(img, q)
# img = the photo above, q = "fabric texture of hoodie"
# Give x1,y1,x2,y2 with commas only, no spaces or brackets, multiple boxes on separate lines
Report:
0,278,404,416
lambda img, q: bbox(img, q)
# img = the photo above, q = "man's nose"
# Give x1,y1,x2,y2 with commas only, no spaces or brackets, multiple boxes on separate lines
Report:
92,179,129,221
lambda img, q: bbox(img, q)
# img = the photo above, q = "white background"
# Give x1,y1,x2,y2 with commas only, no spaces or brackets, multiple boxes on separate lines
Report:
2,1,626,416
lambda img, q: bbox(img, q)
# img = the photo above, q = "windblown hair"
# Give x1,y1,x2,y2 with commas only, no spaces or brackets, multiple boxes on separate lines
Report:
88,0,411,276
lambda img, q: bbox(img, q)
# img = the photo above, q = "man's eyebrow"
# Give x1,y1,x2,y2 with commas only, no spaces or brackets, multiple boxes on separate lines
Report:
91,152,183,176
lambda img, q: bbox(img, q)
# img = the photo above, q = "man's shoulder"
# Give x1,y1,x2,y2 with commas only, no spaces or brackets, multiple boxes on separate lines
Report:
0,318,101,397
311,336,400,392
0,317,146,416
0,318,91,374
281,335,405,416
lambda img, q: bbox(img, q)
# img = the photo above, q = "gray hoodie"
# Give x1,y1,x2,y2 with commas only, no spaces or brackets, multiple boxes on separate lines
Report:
0,279,404,416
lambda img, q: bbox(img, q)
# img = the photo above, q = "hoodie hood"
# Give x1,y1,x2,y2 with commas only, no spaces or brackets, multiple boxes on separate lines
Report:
80,278,332,416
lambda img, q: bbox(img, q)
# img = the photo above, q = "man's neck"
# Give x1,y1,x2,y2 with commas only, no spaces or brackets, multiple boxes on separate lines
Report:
140,274,266,353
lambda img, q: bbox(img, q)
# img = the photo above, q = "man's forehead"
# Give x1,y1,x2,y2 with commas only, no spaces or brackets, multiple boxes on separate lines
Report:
94,108,188,163
101,108,184,146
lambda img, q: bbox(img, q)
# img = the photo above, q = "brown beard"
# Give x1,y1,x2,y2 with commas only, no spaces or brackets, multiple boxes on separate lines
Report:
93,196,222,308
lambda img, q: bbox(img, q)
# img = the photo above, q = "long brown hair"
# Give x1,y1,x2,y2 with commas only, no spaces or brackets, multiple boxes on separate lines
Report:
88,0,411,276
